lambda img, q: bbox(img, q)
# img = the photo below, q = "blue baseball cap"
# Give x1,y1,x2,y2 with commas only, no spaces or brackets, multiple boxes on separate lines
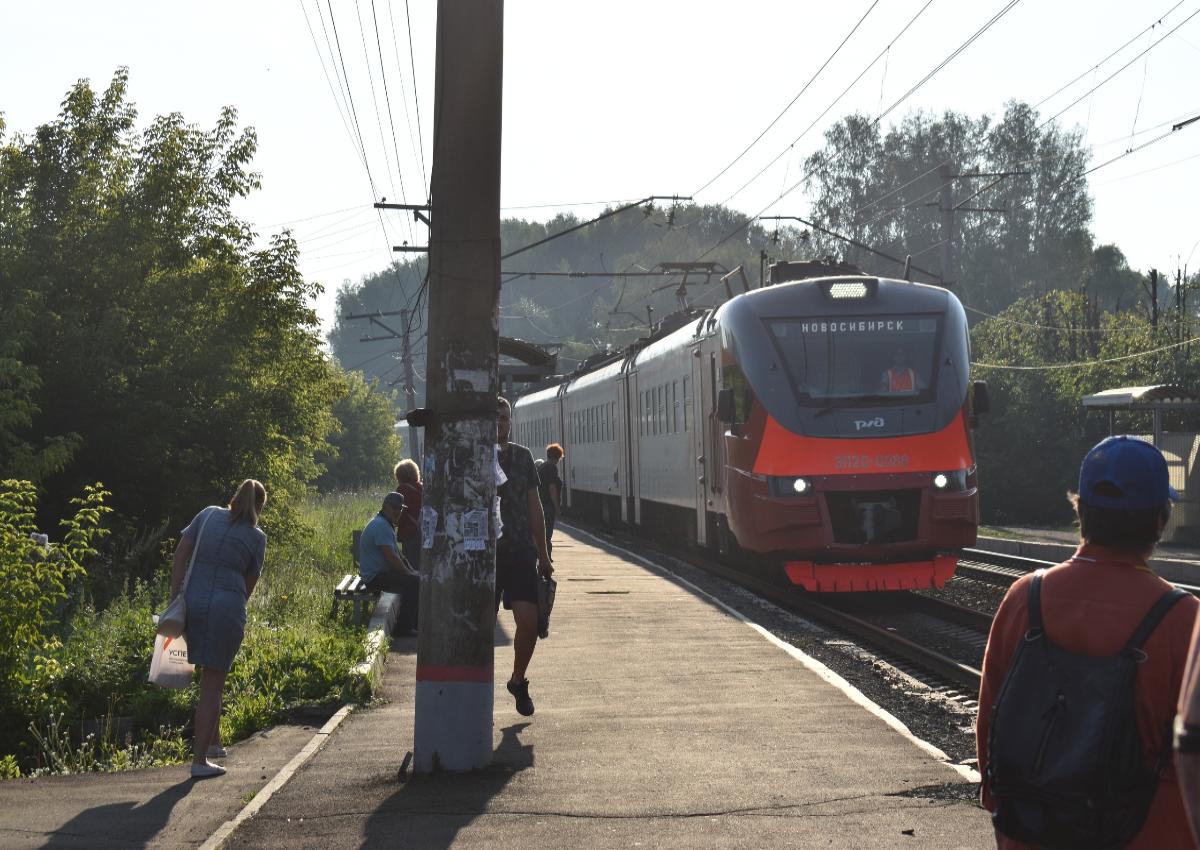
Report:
1078,436,1178,510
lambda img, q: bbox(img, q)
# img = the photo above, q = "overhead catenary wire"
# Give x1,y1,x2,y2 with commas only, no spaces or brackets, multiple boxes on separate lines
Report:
974,336,1200,370
299,0,371,174
1034,0,1189,110
1039,6,1200,130
402,0,428,197
369,0,415,237
685,0,1026,271
692,0,883,198
717,0,938,212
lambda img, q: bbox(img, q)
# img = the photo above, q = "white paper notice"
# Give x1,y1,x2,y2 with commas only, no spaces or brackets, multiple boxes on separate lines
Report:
420,506,438,549
463,509,488,551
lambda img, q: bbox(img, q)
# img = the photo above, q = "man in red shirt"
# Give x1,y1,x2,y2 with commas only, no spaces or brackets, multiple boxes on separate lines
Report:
879,347,918,394
977,436,1198,849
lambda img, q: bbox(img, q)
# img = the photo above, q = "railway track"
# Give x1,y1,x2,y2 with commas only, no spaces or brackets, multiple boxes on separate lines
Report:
959,548,1200,596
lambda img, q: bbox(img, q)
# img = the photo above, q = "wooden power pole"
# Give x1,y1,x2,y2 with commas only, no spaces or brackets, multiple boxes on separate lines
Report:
413,0,504,772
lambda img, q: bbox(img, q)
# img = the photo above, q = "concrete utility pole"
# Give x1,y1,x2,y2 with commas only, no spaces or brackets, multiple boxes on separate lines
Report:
413,0,504,772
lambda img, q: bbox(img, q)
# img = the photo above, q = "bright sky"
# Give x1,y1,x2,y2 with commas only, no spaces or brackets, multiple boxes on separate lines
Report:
4,1,1200,337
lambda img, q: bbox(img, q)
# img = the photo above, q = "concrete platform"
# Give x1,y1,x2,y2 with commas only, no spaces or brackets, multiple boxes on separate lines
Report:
981,530,1200,584
225,528,992,849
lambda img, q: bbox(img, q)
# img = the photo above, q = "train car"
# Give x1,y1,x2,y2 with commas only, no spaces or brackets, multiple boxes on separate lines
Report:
511,260,987,591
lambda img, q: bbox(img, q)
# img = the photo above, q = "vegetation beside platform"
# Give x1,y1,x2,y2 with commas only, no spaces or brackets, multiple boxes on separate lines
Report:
0,486,381,778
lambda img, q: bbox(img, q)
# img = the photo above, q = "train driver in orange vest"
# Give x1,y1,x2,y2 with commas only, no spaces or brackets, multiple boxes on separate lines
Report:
879,347,919,394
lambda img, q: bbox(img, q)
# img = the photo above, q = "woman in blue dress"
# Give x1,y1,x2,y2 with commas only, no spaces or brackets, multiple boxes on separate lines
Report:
168,479,267,778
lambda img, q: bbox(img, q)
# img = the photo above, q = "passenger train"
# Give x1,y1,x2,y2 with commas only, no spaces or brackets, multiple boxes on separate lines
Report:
513,260,989,591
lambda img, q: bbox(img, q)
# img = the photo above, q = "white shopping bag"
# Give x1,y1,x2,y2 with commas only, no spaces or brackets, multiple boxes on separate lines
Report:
148,632,194,689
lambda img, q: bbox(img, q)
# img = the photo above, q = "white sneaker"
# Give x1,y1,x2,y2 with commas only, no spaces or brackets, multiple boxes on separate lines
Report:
190,760,227,778
207,745,228,759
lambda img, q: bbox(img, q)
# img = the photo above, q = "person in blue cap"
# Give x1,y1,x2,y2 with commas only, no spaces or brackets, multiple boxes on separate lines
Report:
977,436,1199,849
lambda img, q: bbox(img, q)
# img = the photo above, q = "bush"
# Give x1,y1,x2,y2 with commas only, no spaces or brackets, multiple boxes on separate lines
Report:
2,489,374,776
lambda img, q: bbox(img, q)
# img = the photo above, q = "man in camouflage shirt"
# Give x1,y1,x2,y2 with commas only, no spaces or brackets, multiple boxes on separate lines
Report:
496,396,554,716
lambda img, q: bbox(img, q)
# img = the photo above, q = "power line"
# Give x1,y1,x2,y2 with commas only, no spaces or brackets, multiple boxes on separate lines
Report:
1034,0,1188,109
1039,7,1200,130
385,0,426,202
370,0,414,229
354,0,414,247
403,0,428,197
688,0,1025,270
299,0,370,174
974,335,1200,370
500,196,688,261
718,0,938,210
875,0,1023,128
692,0,883,198
322,0,380,193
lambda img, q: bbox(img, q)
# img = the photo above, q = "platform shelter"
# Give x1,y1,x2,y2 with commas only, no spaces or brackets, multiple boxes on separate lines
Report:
1082,384,1200,542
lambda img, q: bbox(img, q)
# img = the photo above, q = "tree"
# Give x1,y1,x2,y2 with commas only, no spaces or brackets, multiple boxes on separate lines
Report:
970,290,1191,524
315,369,401,492
803,102,1094,314
0,70,341,540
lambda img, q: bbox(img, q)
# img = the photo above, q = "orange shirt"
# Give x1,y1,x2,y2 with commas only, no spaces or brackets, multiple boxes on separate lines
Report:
976,543,1199,850
886,367,915,392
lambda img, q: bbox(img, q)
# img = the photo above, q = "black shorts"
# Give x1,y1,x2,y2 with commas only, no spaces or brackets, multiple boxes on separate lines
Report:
496,538,539,610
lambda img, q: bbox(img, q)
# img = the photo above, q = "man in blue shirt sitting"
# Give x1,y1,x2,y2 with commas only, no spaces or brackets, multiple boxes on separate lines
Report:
359,492,420,637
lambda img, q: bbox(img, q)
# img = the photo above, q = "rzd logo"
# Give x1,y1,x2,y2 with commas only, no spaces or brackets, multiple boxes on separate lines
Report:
854,417,884,431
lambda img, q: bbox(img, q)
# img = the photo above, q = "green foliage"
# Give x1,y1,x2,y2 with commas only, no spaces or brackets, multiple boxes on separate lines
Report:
316,369,402,493
0,69,341,544
27,713,190,776
971,291,1193,523
803,102,1098,313
2,490,369,776
0,481,109,706
326,203,811,399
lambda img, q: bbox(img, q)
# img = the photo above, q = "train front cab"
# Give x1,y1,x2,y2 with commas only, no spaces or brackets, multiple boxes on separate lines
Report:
716,275,984,591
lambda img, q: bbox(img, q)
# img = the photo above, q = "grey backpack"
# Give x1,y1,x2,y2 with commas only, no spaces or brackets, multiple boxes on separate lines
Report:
986,570,1187,850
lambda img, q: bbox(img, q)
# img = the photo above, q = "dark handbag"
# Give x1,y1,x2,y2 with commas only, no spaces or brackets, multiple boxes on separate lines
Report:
536,576,557,638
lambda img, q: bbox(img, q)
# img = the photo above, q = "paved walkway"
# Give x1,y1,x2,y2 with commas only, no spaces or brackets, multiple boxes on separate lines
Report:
223,528,992,849
0,528,994,848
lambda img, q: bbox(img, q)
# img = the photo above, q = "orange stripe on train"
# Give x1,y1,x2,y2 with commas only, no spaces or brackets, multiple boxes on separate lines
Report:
752,411,973,477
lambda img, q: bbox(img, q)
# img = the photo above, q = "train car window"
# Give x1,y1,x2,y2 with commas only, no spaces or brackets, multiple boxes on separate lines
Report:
682,377,691,432
766,315,942,406
722,364,754,423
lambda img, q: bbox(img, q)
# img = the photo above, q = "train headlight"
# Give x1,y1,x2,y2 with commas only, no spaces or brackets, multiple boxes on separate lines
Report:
828,281,869,299
932,470,969,491
768,476,815,496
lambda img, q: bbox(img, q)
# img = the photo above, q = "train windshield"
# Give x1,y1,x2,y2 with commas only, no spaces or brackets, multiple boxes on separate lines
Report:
765,314,942,405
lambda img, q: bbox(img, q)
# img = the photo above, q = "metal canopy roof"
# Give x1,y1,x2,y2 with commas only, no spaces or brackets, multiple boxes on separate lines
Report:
1082,384,1200,410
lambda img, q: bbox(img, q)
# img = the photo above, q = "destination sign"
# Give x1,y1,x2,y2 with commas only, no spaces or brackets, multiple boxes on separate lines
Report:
797,319,905,334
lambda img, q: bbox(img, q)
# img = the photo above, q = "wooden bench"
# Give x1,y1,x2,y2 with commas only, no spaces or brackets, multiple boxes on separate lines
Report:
333,530,414,626
332,573,380,627
332,531,380,626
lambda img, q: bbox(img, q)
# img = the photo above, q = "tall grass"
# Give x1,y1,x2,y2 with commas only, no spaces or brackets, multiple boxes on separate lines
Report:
2,489,388,777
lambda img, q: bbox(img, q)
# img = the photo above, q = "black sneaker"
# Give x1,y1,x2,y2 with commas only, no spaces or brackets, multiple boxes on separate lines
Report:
506,678,534,716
